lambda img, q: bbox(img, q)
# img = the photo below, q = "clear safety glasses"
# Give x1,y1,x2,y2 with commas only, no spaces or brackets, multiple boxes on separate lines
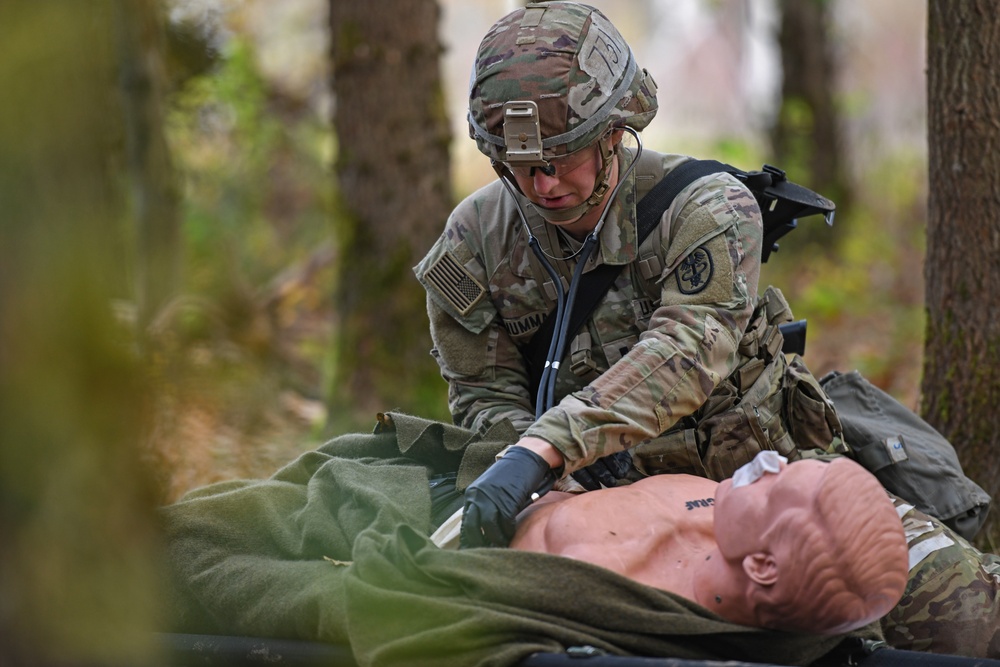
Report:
502,143,598,179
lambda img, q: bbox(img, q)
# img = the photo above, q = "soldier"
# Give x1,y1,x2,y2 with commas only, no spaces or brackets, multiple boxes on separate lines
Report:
415,1,842,549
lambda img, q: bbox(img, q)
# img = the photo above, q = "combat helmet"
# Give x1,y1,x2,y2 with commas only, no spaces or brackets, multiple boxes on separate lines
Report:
468,2,657,221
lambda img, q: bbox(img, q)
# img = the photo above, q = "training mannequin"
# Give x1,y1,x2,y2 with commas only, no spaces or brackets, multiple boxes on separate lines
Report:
511,453,909,635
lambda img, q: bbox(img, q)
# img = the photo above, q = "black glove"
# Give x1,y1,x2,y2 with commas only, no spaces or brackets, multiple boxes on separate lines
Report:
460,446,557,549
570,449,633,491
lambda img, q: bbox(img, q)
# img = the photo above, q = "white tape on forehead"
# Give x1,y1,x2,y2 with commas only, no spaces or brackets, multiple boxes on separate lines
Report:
731,451,788,489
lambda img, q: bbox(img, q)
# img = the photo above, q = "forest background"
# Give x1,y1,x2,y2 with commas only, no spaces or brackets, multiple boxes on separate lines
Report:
7,1,998,665
156,0,927,500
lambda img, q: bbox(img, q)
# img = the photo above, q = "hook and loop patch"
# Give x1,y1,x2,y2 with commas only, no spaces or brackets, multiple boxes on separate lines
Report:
425,251,487,316
676,245,714,295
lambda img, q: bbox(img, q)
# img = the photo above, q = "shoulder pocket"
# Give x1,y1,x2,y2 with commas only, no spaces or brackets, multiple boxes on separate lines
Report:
415,236,496,334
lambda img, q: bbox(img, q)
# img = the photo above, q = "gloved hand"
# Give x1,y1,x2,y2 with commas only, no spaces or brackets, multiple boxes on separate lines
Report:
570,449,633,491
460,446,557,549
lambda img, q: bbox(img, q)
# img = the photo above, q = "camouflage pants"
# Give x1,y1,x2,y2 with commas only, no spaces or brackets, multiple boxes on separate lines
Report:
881,495,1000,657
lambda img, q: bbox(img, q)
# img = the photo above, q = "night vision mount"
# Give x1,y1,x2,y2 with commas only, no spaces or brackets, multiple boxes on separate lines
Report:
502,101,548,167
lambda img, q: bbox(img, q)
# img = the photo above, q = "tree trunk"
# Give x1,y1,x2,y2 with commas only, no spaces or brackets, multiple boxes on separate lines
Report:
115,0,181,346
0,2,163,663
328,0,452,429
923,0,1000,553
770,0,849,247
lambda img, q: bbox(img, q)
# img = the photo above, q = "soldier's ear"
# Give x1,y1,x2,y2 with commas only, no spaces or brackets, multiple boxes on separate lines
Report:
743,553,778,587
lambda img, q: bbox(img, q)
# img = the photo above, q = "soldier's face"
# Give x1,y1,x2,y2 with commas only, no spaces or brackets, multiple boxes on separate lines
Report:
510,142,603,220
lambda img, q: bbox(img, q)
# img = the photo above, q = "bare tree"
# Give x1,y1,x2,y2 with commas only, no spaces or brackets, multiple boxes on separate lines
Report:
328,0,452,428
923,0,1000,552
115,0,181,346
770,0,849,246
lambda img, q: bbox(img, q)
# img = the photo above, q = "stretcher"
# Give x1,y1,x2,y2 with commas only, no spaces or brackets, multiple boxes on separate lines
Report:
160,413,998,667
159,633,1000,667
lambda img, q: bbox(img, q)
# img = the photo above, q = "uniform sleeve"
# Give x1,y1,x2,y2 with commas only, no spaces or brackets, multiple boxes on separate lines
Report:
524,175,763,473
426,293,536,434
415,193,539,436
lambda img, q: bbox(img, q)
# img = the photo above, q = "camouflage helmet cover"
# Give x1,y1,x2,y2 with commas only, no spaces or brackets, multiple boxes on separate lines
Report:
468,1,658,161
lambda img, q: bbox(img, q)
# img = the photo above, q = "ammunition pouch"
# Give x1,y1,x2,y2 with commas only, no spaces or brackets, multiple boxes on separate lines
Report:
631,286,845,481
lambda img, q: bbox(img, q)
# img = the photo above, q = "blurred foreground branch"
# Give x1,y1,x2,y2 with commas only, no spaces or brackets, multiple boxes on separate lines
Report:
0,2,166,664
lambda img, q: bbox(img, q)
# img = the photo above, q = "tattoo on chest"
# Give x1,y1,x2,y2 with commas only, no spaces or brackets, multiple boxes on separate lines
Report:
684,497,715,511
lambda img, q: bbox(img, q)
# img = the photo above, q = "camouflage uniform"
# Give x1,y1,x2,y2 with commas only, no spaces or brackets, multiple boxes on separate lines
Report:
416,1,844,481
415,146,766,475
882,495,1000,657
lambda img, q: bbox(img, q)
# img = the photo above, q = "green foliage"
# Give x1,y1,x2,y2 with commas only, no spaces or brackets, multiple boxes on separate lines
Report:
708,136,763,168
152,34,338,493
167,37,332,296
761,150,927,402
772,97,814,176
1,3,165,662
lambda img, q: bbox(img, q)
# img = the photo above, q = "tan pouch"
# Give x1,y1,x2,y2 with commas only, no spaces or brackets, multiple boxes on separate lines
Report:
782,355,846,453
632,287,832,482
631,427,708,477
699,351,798,480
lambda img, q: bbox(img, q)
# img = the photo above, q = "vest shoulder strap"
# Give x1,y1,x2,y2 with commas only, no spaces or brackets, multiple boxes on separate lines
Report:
524,160,835,405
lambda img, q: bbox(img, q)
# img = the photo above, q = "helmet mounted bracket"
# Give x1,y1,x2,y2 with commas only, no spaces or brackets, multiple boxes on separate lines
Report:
502,101,548,168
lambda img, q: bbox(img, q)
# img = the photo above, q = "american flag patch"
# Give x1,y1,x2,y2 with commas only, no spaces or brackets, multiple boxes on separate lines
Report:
424,252,486,316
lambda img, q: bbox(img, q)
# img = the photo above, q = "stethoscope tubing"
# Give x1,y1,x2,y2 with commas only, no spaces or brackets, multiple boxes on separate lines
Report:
497,128,644,418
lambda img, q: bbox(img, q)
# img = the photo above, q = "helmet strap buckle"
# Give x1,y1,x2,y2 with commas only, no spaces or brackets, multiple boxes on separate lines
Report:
587,180,611,206
585,134,618,206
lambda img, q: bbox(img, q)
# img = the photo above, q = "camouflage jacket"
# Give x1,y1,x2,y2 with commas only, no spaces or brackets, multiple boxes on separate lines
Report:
414,148,763,474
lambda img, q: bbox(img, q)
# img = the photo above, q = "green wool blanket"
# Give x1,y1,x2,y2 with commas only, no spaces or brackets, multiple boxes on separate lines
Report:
160,413,879,667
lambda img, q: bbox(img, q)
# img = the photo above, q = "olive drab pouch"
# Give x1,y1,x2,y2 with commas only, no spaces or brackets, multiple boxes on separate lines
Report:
820,370,992,541
747,285,848,458
629,426,709,478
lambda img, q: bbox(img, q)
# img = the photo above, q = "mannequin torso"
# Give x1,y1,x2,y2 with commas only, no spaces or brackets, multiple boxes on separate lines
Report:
512,477,719,601
510,456,909,635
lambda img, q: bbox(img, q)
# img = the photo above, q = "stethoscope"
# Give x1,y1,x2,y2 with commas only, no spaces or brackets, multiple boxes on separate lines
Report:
495,127,644,419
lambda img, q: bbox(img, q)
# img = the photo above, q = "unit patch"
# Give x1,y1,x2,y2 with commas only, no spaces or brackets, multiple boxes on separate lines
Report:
424,251,486,316
676,246,714,295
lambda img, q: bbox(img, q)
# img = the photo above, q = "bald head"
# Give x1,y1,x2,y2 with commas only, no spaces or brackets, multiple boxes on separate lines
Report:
716,457,909,634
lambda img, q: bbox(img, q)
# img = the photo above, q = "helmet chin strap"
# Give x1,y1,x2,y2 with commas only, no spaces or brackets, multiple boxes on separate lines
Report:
495,127,642,266
530,136,617,224
530,199,592,224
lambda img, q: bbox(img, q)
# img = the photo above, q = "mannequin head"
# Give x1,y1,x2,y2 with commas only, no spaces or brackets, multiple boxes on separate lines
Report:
713,456,908,635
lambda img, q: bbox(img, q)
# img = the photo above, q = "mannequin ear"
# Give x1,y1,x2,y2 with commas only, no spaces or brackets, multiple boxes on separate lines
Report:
743,553,778,587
